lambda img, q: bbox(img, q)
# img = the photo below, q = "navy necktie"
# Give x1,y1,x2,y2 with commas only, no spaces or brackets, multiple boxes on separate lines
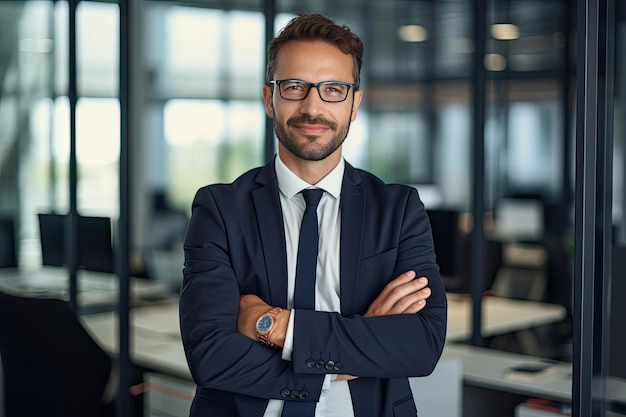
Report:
293,188,323,310
282,188,323,417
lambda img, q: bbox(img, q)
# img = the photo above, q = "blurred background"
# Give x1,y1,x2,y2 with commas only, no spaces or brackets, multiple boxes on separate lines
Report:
0,0,592,299
0,1,625,416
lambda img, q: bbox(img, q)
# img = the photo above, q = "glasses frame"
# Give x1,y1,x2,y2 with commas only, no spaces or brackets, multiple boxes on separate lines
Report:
269,79,355,103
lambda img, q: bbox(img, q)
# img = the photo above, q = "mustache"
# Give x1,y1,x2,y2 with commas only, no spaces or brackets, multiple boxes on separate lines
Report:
287,116,336,130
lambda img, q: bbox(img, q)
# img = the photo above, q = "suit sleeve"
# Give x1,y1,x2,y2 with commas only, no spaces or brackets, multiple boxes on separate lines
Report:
292,188,447,378
179,187,325,401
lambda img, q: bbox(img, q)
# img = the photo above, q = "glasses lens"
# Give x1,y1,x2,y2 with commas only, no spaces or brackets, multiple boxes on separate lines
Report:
319,82,350,102
279,81,309,100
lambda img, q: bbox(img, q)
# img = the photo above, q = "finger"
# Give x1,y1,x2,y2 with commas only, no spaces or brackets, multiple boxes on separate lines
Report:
384,277,429,306
389,289,431,314
387,276,429,299
385,286,431,314
385,270,417,290
364,274,429,317
377,272,415,299
401,298,427,314
377,272,418,302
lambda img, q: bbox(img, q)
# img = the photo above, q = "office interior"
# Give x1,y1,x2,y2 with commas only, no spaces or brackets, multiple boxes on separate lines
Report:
0,0,624,416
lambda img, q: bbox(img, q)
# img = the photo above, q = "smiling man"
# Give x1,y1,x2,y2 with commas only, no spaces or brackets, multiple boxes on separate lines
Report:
179,13,447,417
266,40,361,170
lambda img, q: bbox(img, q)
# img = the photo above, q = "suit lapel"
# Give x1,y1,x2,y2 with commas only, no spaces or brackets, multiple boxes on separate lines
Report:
252,162,289,308
340,164,365,315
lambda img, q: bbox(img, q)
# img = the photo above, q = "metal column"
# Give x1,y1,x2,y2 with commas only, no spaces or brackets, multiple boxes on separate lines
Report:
573,0,615,415
470,0,487,346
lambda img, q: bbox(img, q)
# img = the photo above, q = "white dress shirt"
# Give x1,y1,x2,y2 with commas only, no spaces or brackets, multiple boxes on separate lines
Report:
263,155,355,417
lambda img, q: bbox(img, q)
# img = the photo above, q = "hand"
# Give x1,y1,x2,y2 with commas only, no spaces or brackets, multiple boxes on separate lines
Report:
335,374,358,381
237,294,271,341
364,271,431,317
237,294,289,348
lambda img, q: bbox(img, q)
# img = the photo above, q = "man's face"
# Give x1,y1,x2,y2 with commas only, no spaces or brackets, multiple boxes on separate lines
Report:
263,40,363,163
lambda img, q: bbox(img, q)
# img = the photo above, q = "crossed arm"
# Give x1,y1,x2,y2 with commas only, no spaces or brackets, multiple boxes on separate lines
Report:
181,184,446,399
237,270,433,380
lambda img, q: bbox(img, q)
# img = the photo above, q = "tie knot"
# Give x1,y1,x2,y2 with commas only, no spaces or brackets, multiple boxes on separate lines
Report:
301,188,324,207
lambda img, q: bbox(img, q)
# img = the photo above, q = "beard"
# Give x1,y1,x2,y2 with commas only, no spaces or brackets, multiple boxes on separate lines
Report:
273,112,352,162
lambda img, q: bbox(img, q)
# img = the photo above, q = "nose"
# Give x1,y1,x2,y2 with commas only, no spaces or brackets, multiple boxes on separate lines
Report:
298,86,326,116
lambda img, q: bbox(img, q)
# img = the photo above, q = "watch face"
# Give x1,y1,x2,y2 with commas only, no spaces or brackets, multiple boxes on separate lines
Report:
257,315,273,332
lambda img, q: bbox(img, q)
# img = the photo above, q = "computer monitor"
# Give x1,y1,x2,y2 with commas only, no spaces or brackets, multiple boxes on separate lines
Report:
38,213,114,273
426,208,503,293
38,213,65,267
0,217,18,267
426,208,460,277
493,198,544,242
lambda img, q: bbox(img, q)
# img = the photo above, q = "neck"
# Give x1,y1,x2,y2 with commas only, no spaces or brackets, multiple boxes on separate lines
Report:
278,148,341,185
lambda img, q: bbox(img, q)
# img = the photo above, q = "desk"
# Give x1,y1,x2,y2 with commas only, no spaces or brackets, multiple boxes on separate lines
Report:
442,343,626,416
79,296,568,417
446,293,566,340
0,267,173,312
80,302,190,379
441,343,572,401
80,294,567,381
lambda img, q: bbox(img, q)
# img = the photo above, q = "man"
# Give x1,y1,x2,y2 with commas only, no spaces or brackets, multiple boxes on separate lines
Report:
179,12,447,417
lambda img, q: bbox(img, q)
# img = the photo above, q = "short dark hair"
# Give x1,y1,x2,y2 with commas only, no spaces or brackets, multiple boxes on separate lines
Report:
266,13,363,89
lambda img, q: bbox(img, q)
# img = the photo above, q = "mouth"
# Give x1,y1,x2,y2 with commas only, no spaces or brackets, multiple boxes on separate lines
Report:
288,117,335,137
294,123,331,136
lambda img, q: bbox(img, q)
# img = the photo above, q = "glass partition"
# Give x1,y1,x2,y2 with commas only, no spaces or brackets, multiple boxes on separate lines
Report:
2,1,625,415
607,2,626,413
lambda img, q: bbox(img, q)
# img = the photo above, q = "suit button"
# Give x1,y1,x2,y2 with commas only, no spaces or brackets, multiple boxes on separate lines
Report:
280,389,291,398
305,358,316,368
315,360,325,369
324,360,335,370
333,361,343,371
298,391,308,400
290,390,299,399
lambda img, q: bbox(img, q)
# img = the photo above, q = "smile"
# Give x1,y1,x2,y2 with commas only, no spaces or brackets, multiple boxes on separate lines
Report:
295,124,331,135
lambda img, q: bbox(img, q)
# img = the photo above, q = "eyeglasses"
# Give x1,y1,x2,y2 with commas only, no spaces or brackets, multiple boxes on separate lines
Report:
269,79,355,103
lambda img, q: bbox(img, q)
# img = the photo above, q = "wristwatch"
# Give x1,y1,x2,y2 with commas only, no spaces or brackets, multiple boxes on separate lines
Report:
255,307,283,348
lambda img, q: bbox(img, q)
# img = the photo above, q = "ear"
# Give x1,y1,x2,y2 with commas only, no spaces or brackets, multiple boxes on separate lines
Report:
263,85,274,118
350,90,364,122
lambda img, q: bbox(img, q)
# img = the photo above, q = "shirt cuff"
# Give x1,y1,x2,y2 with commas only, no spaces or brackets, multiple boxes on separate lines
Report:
281,309,295,361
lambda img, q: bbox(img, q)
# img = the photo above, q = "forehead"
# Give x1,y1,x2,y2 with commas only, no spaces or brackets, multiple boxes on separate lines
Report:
273,40,355,82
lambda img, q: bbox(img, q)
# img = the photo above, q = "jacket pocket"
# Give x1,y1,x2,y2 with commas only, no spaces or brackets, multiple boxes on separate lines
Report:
359,247,398,273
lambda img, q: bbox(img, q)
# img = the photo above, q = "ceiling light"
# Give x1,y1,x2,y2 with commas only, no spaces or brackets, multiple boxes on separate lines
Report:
398,25,428,43
491,23,520,40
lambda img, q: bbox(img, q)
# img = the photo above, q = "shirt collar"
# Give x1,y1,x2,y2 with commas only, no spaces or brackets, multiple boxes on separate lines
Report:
275,155,344,200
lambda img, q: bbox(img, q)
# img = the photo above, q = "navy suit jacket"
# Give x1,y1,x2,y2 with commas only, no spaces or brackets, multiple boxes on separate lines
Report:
179,159,447,417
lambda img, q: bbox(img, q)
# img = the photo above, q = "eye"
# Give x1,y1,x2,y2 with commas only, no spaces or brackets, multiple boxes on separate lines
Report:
323,83,348,95
282,81,306,92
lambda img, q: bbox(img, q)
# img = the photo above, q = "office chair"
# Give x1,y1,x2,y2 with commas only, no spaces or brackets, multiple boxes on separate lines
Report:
0,291,115,417
487,244,551,356
453,232,503,294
